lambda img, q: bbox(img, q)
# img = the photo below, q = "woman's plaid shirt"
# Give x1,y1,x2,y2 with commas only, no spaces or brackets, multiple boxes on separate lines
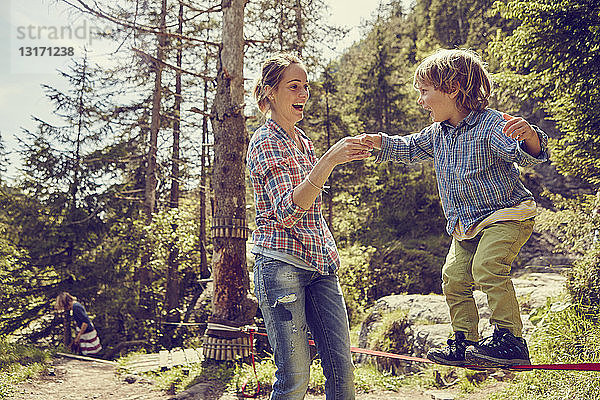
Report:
247,119,339,274
376,109,549,235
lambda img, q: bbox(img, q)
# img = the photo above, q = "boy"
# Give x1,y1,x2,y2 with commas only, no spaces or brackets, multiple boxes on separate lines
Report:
360,49,548,367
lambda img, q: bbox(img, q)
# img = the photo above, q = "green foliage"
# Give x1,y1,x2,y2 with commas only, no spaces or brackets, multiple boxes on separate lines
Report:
566,246,600,308
366,240,443,299
338,244,377,324
490,0,600,185
354,13,407,134
491,302,600,400
152,362,234,394
368,309,412,357
231,355,408,396
353,363,405,393
0,341,52,400
535,193,600,306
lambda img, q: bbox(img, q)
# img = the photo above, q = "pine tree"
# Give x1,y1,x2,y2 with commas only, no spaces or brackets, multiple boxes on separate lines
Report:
5,54,114,340
245,0,346,69
490,0,600,186
208,0,257,334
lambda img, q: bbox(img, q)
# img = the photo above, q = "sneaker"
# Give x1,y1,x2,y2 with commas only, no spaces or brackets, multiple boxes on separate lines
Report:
465,327,531,367
427,331,476,366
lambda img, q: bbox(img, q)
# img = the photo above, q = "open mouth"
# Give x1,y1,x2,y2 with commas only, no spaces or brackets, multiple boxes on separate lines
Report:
292,103,304,111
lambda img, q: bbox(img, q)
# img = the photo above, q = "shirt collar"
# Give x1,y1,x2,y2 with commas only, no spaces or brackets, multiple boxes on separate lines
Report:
266,118,308,141
440,110,481,131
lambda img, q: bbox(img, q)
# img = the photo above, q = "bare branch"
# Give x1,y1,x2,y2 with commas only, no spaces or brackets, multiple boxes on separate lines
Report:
189,107,214,118
58,0,220,46
177,1,222,15
132,47,215,81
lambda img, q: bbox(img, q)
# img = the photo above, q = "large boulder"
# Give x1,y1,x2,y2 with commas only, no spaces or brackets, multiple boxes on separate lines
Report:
356,267,567,372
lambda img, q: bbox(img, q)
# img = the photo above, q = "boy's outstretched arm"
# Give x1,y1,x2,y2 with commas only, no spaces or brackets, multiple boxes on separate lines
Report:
502,113,542,157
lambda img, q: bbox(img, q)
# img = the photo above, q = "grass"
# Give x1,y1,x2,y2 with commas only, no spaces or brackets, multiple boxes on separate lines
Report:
118,296,600,399
0,340,53,400
488,299,600,400
131,353,415,397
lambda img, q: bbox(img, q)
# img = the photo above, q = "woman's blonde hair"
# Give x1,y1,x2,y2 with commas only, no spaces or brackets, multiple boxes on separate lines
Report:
55,292,76,311
414,49,492,112
253,53,305,114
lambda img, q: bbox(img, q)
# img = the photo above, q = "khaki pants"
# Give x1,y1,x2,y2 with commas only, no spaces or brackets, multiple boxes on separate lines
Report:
442,219,534,341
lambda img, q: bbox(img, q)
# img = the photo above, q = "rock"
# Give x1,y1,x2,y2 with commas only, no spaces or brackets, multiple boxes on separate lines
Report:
410,324,452,361
123,374,137,384
357,270,566,371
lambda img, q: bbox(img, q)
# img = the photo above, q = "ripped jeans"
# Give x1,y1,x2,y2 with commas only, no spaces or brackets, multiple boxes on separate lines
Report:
254,254,355,400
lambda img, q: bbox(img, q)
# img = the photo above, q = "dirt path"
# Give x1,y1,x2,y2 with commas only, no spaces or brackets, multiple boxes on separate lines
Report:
14,356,506,400
15,358,169,400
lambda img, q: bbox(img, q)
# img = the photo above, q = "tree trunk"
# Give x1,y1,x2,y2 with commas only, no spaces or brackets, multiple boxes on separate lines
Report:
209,0,256,328
144,0,167,228
140,0,167,319
164,1,184,347
200,53,210,280
62,312,71,347
278,0,285,51
294,0,303,56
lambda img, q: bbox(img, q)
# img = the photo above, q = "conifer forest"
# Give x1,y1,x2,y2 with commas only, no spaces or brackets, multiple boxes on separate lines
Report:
1,0,599,386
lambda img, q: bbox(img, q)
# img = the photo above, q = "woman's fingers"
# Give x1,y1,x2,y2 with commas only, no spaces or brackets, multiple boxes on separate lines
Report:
329,137,373,164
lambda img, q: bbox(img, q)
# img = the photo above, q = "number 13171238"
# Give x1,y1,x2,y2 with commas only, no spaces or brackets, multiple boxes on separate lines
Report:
19,47,74,56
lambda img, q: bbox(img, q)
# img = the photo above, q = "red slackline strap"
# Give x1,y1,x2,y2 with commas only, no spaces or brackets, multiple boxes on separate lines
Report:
241,329,261,398
508,363,600,371
251,330,600,372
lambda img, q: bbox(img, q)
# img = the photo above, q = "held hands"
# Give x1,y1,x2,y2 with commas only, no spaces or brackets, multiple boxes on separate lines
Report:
356,133,382,150
323,136,373,166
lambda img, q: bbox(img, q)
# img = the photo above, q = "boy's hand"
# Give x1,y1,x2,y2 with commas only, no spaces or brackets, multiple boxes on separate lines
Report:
502,113,542,157
502,113,536,142
356,133,382,150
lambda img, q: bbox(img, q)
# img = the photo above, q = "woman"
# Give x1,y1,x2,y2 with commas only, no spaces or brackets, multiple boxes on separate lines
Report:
55,292,102,356
247,53,372,400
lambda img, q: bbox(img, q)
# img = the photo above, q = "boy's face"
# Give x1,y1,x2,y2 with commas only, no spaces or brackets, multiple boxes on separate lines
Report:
415,81,466,127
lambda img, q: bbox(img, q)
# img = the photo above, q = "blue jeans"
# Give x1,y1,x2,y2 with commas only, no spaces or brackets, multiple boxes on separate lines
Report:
254,255,355,400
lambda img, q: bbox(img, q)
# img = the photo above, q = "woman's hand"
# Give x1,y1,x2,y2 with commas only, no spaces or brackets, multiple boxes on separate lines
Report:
322,136,373,166
292,136,372,210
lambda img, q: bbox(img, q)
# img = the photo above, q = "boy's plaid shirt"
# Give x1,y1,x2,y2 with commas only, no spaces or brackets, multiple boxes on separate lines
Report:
247,119,339,274
376,109,549,235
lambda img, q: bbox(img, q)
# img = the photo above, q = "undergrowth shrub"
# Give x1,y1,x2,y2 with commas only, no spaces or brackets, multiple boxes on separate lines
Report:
491,301,600,400
536,192,600,305
359,309,413,375
566,245,600,307
0,341,52,400
338,239,446,325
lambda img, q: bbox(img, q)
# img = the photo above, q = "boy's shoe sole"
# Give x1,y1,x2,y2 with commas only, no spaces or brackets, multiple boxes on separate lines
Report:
465,351,531,369
427,353,490,370
427,351,471,367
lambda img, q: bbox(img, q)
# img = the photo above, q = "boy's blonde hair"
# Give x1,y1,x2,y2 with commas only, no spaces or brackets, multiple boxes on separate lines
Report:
253,53,305,114
414,49,492,112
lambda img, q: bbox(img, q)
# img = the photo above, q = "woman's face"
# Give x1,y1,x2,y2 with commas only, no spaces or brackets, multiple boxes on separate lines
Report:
269,63,310,128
